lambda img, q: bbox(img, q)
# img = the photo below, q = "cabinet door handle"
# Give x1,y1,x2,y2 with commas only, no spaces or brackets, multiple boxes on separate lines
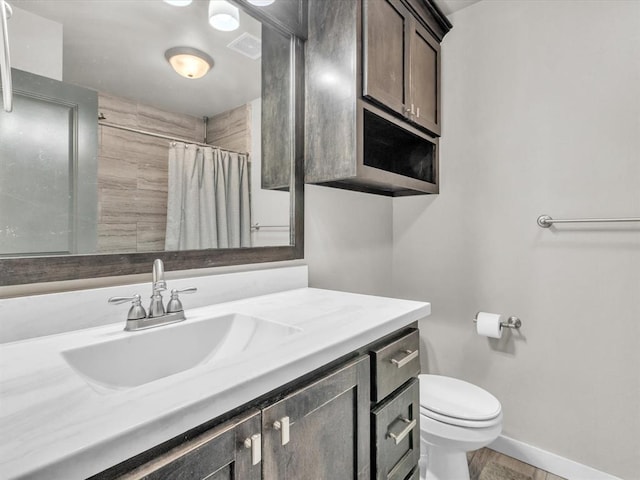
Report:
416,106,420,118
411,103,415,115
390,349,418,368
387,416,417,445
243,433,262,465
273,416,290,445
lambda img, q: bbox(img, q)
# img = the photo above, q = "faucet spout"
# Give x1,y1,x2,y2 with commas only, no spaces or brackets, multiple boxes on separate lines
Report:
152,259,167,291
149,259,167,318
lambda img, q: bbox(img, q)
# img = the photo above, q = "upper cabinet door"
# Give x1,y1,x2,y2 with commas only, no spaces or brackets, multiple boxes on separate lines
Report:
362,0,412,116
363,0,441,137
409,20,441,135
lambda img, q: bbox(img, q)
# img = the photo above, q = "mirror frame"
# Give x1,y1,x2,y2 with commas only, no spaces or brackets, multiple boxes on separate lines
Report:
0,2,305,287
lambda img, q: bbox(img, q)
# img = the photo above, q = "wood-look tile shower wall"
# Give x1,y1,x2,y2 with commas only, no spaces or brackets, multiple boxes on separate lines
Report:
96,93,251,253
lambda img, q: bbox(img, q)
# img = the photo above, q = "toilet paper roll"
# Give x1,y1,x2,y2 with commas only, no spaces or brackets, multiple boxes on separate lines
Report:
476,312,503,339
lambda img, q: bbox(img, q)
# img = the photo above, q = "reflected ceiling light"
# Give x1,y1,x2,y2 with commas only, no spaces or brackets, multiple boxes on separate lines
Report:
247,0,275,5
208,1,240,32
4,1,13,19
163,0,193,6
165,47,214,79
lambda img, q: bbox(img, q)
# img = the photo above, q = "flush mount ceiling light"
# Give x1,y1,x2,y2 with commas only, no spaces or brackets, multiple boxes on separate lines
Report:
247,0,275,5
165,47,214,79
163,0,192,6
208,0,240,32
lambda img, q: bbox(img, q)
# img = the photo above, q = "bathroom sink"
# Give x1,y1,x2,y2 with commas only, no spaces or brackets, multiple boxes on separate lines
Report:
61,313,301,390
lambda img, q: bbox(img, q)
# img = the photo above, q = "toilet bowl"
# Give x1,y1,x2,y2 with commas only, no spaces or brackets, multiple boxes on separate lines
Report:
418,374,503,480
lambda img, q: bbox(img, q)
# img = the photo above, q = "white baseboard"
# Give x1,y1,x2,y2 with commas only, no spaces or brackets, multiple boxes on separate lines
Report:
489,435,622,480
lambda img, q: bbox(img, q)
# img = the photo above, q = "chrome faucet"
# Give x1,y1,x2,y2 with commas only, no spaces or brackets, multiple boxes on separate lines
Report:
108,259,197,331
149,258,167,317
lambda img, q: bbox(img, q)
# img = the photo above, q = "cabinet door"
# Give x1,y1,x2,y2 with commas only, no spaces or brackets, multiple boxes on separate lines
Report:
262,356,371,480
362,0,411,116
408,20,441,135
119,409,261,480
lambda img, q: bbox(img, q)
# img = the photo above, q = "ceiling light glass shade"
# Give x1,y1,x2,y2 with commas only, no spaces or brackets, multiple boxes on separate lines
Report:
163,0,193,6
208,1,240,32
4,1,13,19
247,0,275,6
165,47,214,79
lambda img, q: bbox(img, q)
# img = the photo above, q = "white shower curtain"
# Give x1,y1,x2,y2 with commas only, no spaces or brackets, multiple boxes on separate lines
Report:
165,142,251,250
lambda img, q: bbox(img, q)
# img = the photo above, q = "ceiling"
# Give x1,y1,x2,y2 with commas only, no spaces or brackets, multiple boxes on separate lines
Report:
11,0,263,118
9,0,481,118
433,0,482,16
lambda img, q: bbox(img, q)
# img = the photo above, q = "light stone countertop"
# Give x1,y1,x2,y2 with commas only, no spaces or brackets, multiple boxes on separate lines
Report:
0,287,430,479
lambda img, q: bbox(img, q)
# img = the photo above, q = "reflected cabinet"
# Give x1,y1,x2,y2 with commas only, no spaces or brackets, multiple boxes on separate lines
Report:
305,0,451,196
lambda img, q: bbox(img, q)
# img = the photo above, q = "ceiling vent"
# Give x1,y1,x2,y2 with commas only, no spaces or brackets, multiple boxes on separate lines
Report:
227,32,261,60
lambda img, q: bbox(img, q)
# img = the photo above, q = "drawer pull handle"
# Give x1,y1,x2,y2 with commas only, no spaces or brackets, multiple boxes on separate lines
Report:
243,433,261,465
390,349,418,368
387,416,417,445
273,416,290,445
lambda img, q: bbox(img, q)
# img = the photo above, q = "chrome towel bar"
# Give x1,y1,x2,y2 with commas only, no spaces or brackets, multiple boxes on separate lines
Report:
251,223,289,231
537,215,640,228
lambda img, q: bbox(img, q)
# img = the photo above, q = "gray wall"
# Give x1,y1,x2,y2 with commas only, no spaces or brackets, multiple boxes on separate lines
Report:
306,185,393,296
391,1,640,477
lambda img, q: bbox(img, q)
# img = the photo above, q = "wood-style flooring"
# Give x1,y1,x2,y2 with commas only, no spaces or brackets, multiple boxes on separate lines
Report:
467,448,567,480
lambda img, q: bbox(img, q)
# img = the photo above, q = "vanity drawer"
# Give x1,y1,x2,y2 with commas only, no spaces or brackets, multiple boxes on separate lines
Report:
371,329,420,402
372,378,420,480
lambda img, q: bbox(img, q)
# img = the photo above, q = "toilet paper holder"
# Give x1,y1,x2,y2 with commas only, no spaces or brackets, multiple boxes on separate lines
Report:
473,313,522,329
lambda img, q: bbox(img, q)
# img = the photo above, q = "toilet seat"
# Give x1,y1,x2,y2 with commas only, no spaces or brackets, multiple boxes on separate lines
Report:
419,374,502,429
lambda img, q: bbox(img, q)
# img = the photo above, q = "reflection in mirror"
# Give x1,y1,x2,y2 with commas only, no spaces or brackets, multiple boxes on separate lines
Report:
0,0,291,258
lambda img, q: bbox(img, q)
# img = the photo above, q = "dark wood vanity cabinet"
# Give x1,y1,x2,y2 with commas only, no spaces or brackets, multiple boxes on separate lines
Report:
305,0,451,196
97,326,422,480
110,356,370,480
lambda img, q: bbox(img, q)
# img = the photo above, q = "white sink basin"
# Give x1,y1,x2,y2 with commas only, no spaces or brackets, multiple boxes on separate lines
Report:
62,313,301,390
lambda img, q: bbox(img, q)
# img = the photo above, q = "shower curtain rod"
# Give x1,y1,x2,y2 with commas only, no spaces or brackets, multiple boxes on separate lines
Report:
97,118,248,156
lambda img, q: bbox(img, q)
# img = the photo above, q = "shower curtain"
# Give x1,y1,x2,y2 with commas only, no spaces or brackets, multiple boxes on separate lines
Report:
165,142,251,250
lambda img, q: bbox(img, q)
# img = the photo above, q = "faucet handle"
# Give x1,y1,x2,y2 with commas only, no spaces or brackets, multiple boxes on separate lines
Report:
166,287,197,314
174,287,197,295
108,295,140,305
108,294,147,320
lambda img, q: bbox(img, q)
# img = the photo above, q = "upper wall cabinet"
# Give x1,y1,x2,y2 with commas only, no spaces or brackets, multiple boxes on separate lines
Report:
363,0,440,135
305,0,451,196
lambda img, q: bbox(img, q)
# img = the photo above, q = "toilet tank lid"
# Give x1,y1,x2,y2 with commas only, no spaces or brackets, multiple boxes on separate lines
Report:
419,374,502,421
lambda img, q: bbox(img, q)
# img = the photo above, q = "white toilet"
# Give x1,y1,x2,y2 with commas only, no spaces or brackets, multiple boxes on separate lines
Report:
418,374,503,480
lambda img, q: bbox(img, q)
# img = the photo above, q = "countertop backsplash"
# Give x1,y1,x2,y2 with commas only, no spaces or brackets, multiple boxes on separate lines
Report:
0,265,308,344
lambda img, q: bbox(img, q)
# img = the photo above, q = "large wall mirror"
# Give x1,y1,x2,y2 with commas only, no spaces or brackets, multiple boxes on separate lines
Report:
0,0,305,286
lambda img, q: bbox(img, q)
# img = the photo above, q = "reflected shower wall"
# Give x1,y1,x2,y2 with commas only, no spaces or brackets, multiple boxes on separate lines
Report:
0,69,98,256
96,93,207,253
96,94,257,253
